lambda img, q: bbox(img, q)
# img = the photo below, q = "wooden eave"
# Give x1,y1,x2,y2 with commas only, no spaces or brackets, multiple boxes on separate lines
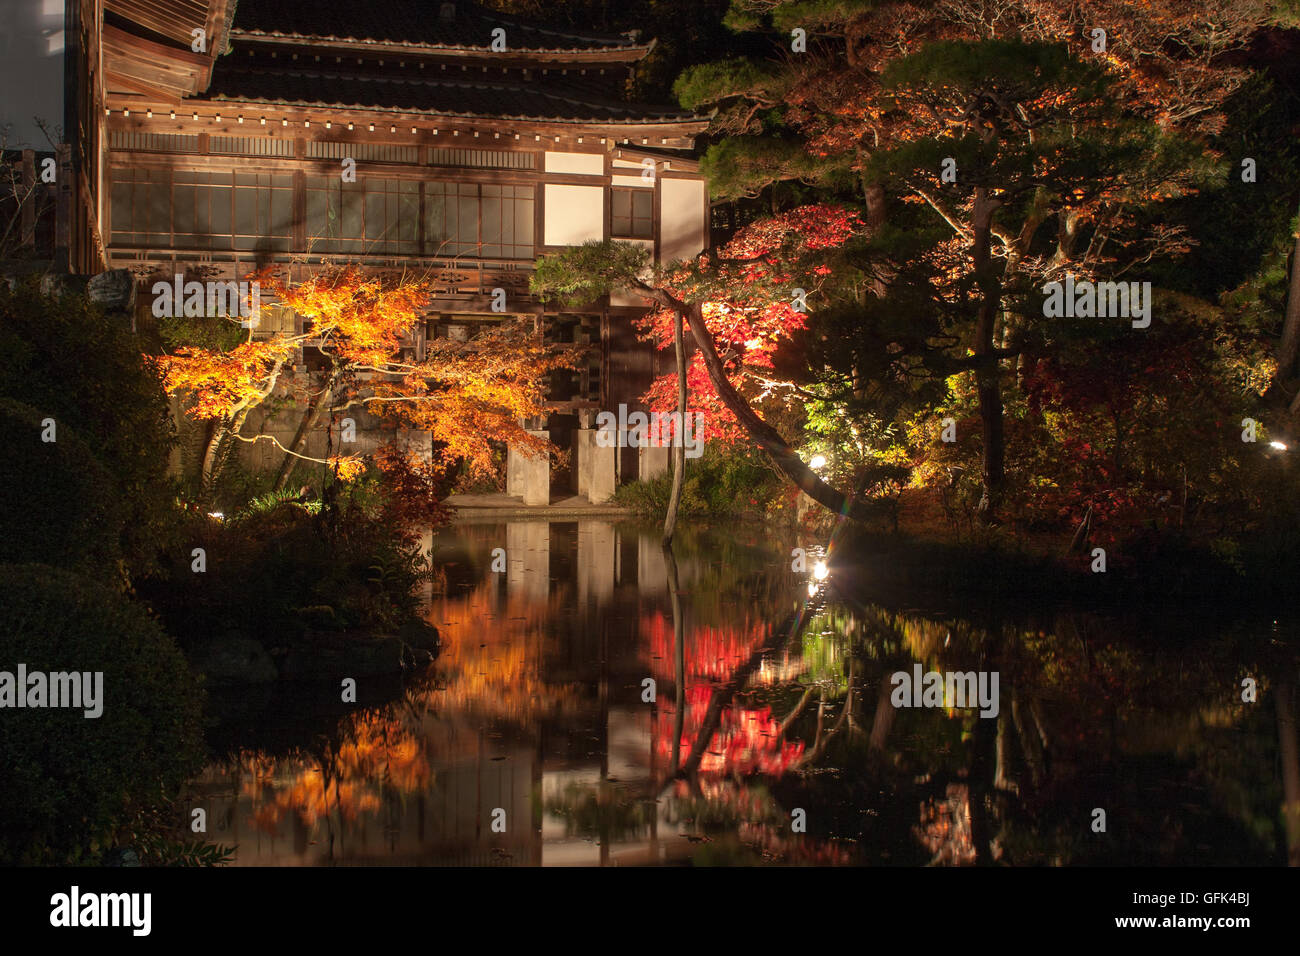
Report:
105,0,229,50
103,101,708,150
103,22,216,98
611,145,701,173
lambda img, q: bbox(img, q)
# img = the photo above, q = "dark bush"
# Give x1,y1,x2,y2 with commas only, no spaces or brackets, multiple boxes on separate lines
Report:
0,399,121,572
0,280,178,578
0,564,204,864
613,444,783,518
140,491,431,648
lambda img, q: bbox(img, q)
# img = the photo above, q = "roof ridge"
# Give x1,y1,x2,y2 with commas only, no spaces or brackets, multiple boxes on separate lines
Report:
217,65,681,116
226,0,647,53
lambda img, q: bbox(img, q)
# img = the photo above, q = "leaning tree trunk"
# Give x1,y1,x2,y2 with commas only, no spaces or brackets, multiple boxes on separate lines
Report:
662,309,688,545
198,417,230,498
199,406,250,502
635,284,880,523
199,416,237,501
664,542,686,777
273,370,338,493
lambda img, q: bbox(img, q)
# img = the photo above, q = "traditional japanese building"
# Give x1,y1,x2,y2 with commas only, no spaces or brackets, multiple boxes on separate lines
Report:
6,0,711,502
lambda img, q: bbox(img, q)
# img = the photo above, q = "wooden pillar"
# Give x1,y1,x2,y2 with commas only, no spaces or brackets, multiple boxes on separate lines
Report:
54,144,73,272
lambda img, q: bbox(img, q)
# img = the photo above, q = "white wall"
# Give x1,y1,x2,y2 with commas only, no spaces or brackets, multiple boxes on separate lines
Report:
543,184,603,246
660,178,707,266
611,174,652,189
544,151,604,175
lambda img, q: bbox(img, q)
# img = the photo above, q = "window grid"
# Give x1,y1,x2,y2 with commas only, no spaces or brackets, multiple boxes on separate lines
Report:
611,187,653,239
111,170,538,260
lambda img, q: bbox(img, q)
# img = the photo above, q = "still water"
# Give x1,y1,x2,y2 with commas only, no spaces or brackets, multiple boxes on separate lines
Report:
191,519,1300,866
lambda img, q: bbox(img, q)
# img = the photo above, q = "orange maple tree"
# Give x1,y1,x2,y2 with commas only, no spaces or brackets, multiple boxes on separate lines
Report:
156,265,587,499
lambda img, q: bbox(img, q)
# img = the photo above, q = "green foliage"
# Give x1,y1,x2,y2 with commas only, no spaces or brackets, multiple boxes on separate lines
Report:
0,279,178,579
190,458,283,515
131,832,236,867
140,487,431,646
613,444,784,518
1145,70,1300,299
878,39,1108,99
0,563,204,865
157,313,247,353
673,57,777,109
531,241,653,307
244,485,323,517
699,136,849,200
1269,0,1300,26
0,399,122,573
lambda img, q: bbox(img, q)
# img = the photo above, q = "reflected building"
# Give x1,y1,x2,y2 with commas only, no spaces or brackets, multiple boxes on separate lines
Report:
189,520,1293,866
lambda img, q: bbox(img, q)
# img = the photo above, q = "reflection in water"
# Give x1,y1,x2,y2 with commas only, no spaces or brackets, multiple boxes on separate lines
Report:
190,520,1300,866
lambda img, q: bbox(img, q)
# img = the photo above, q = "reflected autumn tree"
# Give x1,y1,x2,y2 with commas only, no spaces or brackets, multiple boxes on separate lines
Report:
763,601,1298,865
210,567,584,857
198,521,1298,866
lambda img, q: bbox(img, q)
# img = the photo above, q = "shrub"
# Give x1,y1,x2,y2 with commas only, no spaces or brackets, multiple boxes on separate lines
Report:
0,399,121,572
0,564,204,865
140,491,431,646
613,444,784,518
0,280,177,578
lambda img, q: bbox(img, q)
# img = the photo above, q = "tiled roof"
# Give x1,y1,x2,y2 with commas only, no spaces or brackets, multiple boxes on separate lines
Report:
205,61,700,124
228,0,649,54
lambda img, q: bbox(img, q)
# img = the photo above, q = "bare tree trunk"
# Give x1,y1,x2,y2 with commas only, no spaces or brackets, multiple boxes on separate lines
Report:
199,417,230,495
273,370,338,493
971,188,1006,520
868,667,897,751
662,310,687,545
1276,667,1300,866
1275,208,1300,384
665,542,685,777
196,356,287,501
199,406,252,502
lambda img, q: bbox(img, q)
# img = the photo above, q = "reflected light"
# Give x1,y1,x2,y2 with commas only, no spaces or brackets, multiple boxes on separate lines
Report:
1269,441,1287,451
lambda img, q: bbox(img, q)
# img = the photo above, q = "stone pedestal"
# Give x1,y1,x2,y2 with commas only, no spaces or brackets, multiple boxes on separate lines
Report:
640,445,669,481
576,428,616,504
506,429,550,506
